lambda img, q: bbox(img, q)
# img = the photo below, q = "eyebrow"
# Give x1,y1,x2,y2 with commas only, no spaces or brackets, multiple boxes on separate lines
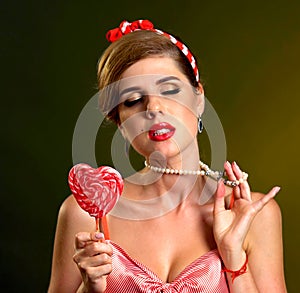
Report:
119,86,141,97
155,76,180,85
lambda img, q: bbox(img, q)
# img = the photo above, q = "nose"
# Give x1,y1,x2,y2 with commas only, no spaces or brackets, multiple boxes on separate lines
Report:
145,96,164,119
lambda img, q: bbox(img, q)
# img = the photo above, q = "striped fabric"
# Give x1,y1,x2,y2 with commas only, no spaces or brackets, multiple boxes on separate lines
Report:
105,241,229,292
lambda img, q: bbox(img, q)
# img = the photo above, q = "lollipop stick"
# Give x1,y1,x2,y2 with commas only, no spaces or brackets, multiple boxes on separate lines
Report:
102,216,110,240
95,217,110,240
95,217,100,232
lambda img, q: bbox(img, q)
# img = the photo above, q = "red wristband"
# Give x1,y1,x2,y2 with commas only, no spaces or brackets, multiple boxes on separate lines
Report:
222,255,248,283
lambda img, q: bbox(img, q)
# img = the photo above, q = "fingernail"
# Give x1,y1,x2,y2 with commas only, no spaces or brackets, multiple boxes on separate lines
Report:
233,161,241,170
95,232,104,239
273,186,281,194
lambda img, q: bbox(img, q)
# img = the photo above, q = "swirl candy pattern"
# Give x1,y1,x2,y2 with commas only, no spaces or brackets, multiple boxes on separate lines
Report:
68,164,123,220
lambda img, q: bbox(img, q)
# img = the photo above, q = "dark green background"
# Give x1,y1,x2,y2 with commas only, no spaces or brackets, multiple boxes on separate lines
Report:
1,0,299,292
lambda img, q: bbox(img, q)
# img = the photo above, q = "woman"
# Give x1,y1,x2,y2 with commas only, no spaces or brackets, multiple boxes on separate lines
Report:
48,20,287,292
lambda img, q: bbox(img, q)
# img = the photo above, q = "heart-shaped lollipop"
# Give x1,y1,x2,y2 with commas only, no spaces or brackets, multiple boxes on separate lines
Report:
68,163,123,232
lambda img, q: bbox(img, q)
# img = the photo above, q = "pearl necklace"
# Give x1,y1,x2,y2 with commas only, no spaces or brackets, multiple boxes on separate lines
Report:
144,160,248,187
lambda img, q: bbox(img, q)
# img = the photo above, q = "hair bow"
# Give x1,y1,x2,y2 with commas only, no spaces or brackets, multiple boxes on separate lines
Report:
106,20,154,42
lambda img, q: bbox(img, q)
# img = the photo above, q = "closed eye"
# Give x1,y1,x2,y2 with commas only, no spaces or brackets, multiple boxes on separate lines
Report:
159,81,181,96
123,93,145,107
161,88,181,95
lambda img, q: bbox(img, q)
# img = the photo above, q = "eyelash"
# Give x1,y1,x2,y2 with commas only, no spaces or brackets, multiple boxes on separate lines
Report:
161,88,180,95
123,95,145,107
123,88,181,107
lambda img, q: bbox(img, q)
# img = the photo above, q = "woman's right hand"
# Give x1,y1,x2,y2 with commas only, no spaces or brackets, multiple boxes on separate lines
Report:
73,232,113,293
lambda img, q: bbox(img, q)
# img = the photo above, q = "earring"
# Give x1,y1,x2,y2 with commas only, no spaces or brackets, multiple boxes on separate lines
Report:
198,116,203,133
125,139,130,157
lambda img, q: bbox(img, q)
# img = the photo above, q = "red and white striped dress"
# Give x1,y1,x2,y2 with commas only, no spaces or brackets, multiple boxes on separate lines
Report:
104,241,229,292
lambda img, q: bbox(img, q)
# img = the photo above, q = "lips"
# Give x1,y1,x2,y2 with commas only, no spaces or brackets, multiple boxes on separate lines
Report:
148,122,175,141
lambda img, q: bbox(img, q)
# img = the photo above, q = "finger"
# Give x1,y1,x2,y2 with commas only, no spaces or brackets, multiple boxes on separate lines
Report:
80,241,113,257
91,232,106,242
232,161,251,200
75,232,105,249
82,263,113,278
224,161,241,198
213,180,226,214
77,252,112,269
252,186,281,213
75,232,93,249
91,253,112,267
73,242,113,266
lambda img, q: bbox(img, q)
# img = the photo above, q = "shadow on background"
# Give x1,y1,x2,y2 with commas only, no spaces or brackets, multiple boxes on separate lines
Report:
1,0,299,291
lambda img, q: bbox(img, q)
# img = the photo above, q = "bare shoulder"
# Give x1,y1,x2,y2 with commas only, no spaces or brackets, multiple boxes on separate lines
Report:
48,196,95,292
245,191,286,291
57,195,95,233
252,191,282,222
59,194,83,217
247,191,283,250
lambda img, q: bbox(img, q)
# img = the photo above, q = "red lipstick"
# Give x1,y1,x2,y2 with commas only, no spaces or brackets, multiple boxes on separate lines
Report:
148,122,175,141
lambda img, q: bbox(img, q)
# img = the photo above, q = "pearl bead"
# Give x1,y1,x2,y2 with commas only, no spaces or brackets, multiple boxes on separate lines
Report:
144,160,248,187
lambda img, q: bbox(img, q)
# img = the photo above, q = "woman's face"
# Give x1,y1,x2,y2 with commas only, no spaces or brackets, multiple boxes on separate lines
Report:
117,57,204,160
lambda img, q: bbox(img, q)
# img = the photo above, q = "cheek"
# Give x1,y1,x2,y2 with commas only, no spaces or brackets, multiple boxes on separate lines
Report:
169,100,198,130
119,112,146,142
176,113,198,138
169,88,200,116
189,114,199,136
176,107,198,139
185,99,199,117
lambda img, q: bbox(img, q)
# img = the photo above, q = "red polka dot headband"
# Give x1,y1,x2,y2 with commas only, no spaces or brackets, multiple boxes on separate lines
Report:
106,20,200,82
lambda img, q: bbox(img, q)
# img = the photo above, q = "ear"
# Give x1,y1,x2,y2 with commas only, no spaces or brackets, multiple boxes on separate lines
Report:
195,83,205,116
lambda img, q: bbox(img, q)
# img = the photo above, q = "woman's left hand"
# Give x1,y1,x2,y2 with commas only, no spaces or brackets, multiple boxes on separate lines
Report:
213,161,281,270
